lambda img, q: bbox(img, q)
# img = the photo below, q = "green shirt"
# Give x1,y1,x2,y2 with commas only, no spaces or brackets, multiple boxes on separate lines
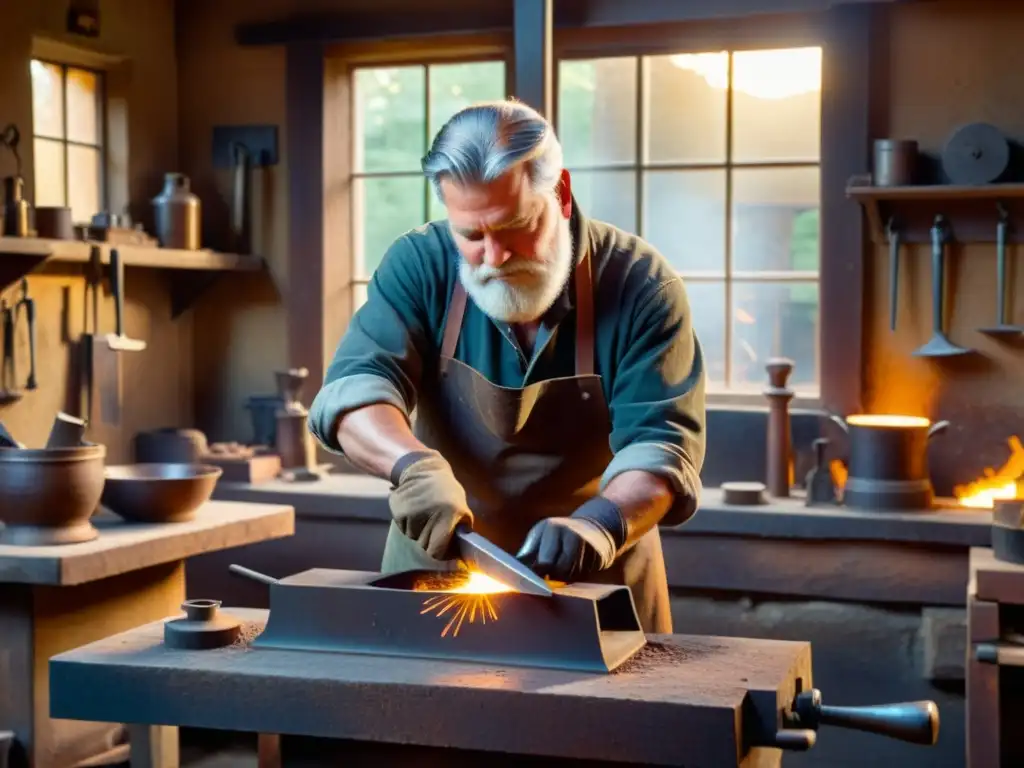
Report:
309,210,707,525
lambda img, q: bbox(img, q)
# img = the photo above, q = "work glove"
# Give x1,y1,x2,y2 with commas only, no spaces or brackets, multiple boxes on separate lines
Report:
516,498,627,583
388,450,473,560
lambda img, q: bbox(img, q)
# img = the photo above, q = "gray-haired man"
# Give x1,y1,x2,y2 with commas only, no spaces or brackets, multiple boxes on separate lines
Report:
308,99,705,632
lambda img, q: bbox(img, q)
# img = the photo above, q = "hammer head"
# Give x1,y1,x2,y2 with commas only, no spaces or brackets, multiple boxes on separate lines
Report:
103,333,146,352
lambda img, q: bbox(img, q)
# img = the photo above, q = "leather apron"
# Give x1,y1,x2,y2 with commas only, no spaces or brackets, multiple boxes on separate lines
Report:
380,243,672,634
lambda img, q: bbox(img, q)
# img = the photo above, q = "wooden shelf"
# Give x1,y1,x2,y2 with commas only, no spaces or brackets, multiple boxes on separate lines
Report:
0,238,266,317
846,177,1024,245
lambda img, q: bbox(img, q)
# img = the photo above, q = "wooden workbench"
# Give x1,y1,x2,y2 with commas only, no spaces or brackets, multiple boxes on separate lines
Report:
50,608,813,768
0,501,294,768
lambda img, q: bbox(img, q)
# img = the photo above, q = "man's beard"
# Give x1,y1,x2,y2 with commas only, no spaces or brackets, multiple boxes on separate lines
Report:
457,213,574,324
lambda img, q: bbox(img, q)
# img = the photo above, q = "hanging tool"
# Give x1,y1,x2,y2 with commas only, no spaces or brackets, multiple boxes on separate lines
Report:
16,278,37,390
979,204,1024,337
913,215,974,358
95,248,147,425
0,300,21,405
81,245,102,422
886,219,901,332
454,524,554,597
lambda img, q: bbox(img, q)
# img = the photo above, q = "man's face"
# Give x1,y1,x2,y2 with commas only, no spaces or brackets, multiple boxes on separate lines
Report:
441,167,574,324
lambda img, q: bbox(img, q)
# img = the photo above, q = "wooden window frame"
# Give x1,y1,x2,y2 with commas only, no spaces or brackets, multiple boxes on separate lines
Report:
286,6,872,419
554,47,822,401
29,58,109,221
348,53,513,312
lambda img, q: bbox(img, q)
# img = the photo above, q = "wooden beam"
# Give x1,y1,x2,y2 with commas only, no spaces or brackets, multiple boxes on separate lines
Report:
818,2,876,418
285,44,352,394
513,0,553,118
236,0,899,47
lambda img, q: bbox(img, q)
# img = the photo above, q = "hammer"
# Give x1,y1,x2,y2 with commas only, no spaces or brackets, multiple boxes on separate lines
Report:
105,249,146,354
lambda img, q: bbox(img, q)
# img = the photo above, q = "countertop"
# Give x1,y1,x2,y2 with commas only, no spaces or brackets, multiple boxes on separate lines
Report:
0,501,294,585
213,475,993,548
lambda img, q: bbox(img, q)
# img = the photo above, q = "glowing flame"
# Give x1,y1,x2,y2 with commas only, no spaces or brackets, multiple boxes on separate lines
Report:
415,571,514,638
847,414,931,428
955,436,1024,510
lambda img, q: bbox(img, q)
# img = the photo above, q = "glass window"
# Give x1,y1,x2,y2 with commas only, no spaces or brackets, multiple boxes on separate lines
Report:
30,61,106,225
558,47,822,395
351,60,506,311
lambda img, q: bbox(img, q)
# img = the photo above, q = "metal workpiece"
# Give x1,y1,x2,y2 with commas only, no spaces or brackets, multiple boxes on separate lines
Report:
232,565,646,673
454,525,553,597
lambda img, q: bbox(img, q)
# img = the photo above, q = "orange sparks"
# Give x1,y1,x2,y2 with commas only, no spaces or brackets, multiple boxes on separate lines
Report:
415,571,514,638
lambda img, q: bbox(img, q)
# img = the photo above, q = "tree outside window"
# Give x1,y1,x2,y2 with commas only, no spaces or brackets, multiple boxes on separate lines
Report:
30,60,106,226
351,61,507,310
558,48,822,395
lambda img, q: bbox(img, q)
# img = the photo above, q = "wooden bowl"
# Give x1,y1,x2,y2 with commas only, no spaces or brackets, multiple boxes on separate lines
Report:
0,444,106,545
102,463,222,524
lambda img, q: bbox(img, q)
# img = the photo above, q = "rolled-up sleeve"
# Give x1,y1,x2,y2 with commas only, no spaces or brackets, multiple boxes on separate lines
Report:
308,234,438,453
600,277,706,526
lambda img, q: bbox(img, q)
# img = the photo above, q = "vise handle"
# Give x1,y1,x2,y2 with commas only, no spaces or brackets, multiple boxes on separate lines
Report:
786,688,939,746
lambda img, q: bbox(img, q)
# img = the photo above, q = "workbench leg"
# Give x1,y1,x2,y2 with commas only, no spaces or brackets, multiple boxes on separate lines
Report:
968,595,1001,767
129,724,179,768
967,657,1000,768
0,561,185,767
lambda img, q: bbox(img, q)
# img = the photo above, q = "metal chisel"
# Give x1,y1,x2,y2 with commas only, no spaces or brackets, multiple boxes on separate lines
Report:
454,525,553,597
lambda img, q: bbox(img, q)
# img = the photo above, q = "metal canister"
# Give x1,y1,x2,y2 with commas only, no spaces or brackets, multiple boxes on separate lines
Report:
152,173,201,250
873,139,918,187
2,176,29,237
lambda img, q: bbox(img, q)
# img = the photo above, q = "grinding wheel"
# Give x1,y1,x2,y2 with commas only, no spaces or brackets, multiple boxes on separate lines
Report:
941,123,1010,185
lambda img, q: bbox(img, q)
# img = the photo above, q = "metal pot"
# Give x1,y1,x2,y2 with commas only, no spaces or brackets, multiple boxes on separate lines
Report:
828,414,949,511
0,444,106,544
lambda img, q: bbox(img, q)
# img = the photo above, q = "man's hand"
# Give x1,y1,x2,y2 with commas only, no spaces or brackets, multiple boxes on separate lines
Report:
515,517,617,582
516,498,628,582
389,451,473,559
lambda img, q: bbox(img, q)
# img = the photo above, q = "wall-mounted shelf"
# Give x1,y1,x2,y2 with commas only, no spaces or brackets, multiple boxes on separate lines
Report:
0,237,266,318
847,175,1024,244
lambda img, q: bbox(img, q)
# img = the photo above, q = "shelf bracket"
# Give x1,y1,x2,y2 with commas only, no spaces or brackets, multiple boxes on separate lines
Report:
169,270,225,319
0,254,50,295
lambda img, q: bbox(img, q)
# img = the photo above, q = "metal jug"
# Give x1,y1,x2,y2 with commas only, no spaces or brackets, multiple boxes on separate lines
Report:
152,173,201,250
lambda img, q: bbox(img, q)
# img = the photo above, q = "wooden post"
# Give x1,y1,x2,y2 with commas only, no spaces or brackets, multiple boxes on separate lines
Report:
764,358,795,498
513,0,553,118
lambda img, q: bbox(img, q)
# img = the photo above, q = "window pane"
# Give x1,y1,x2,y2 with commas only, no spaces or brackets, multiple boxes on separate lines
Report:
685,281,727,389
354,176,425,278
731,48,822,163
570,170,635,232
353,283,368,314
643,170,725,275
33,138,66,207
31,61,64,140
558,58,637,167
731,167,819,273
66,68,101,145
428,184,446,222
68,145,102,224
643,53,727,164
354,67,426,173
428,61,506,138
730,281,819,392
